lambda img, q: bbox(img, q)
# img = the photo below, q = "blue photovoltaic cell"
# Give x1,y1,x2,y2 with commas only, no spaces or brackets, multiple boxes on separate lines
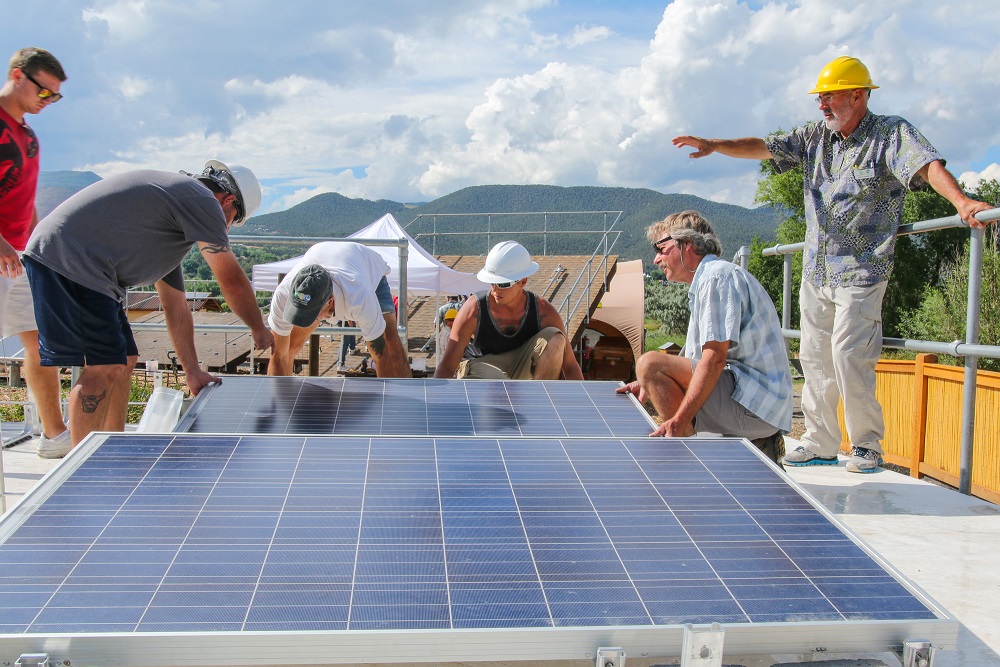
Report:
0,433,942,635
178,377,653,438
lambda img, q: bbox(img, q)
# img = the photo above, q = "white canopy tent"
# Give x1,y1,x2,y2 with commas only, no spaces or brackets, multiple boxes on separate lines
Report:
250,213,487,296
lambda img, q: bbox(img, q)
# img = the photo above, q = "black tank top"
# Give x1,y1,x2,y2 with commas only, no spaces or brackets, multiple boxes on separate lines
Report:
474,291,542,355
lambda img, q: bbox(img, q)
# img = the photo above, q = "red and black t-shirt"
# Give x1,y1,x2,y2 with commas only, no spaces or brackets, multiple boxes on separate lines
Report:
0,105,39,251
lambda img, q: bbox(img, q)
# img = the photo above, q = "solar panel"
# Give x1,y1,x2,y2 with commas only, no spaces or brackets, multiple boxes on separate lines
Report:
0,433,955,665
177,377,656,437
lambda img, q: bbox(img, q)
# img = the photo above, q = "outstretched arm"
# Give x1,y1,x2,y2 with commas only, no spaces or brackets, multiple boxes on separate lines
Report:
919,160,995,229
198,241,274,353
434,298,478,378
156,279,221,396
672,135,772,160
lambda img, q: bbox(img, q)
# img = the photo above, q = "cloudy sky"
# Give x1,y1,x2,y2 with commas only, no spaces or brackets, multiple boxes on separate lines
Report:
8,0,1000,215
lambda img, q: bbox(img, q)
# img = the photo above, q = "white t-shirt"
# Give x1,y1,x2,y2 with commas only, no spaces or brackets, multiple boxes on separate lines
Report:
268,242,391,340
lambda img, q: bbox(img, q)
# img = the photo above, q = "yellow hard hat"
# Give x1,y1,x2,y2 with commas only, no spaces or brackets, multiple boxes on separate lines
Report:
808,56,879,94
444,308,459,320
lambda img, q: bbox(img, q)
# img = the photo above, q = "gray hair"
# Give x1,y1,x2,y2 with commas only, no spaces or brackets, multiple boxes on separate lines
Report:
646,210,722,257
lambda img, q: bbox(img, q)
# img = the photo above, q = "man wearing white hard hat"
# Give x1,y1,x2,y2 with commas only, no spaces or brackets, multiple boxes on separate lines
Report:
672,55,993,474
23,160,275,450
435,241,583,380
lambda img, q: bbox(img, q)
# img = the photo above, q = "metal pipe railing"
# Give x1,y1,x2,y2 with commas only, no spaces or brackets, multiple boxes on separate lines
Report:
758,206,1000,495
408,211,625,338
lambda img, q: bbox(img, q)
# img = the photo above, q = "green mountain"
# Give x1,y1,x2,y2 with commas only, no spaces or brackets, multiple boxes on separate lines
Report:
238,185,782,265
36,174,782,264
237,192,412,238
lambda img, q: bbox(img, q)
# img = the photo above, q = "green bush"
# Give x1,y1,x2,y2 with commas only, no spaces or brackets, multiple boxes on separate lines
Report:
644,279,689,336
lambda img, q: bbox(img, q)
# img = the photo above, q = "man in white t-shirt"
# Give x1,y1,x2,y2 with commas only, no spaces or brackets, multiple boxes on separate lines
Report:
266,242,411,377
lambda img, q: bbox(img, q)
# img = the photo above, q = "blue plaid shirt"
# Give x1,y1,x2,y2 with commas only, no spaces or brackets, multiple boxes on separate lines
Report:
766,112,942,287
686,256,793,432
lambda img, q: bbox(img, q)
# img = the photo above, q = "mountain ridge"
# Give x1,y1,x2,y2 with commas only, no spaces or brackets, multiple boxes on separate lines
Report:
36,172,781,264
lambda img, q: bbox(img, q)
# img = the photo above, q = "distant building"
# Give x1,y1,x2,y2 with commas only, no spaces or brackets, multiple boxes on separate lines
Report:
124,291,223,317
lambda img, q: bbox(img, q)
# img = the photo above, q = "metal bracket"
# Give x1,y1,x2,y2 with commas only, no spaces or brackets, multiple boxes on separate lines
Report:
900,638,935,667
15,654,49,667
595,646,625,667
681,622,725,667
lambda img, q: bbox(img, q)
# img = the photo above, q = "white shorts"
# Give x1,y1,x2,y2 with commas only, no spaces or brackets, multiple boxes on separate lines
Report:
0,272,38,337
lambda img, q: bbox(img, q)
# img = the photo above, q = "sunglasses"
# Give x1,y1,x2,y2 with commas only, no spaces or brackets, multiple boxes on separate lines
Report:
652,235,678,255
21,70,63,103
21,123,38,159
492,280,518,289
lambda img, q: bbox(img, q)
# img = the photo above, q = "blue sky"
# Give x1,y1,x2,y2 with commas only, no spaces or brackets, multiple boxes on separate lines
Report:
6,0,1000,215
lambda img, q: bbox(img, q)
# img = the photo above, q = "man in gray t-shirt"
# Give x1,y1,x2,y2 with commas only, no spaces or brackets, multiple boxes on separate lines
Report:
23,160,275,451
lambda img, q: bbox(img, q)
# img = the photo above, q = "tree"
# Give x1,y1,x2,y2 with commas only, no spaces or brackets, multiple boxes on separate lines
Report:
644,278,689,336
900,180,1000,371
747,159,805,329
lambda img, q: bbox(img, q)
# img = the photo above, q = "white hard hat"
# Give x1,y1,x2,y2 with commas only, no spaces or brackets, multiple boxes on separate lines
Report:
477,241,539,284
202,159,262,226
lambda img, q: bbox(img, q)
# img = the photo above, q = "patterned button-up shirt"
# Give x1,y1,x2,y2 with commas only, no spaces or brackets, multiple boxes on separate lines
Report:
765,112,941,287
686,255,793,432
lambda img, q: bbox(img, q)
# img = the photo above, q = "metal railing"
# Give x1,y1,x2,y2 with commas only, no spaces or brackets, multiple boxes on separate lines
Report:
406,211,625,335
759,207,1000,495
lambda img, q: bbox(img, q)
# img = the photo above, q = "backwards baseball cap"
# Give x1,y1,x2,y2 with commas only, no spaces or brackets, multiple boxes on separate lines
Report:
283,264,333,327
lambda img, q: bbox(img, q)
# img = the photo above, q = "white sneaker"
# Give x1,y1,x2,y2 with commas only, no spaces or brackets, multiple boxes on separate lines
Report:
37,429,73,459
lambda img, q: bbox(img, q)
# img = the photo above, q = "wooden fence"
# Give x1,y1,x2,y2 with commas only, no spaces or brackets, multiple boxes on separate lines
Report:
836,354,1000,504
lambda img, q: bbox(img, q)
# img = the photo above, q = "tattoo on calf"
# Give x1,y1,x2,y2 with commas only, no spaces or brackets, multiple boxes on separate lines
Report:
369,335,387,355
80,389,107,414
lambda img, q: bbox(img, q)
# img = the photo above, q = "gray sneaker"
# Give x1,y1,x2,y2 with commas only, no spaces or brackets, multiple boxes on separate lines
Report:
782,445,838,467
37,429,73,459
846,446,882,474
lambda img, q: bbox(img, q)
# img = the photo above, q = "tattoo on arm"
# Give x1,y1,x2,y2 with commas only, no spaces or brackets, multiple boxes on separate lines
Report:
201,243,231,255
80,389,108,414
369,335,387,355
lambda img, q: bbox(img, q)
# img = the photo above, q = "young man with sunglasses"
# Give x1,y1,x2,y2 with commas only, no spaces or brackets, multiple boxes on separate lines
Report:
617,211,792,462
435,241,583,380
22,160,274,451
672,55,993,473
0,47,68,457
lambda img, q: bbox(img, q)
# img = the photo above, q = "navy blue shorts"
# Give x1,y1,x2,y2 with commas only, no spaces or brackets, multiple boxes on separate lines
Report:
375,276,395,314
24,256,139,367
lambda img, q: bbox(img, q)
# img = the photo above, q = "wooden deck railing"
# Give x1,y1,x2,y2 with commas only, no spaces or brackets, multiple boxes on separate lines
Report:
836,354,1000,504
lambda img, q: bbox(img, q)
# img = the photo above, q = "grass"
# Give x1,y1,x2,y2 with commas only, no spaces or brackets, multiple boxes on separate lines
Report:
644,319,685,352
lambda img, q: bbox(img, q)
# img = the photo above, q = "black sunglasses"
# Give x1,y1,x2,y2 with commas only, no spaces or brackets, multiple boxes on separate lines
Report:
652,235,675,255
492,280,517,289
21,70,63,103
21,123,38,159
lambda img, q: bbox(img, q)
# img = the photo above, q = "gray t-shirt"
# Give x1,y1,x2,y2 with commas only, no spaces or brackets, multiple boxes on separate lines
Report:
24,170,229,300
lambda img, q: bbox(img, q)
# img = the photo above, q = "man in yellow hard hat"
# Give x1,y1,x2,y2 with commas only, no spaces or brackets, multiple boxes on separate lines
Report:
672,55,993,474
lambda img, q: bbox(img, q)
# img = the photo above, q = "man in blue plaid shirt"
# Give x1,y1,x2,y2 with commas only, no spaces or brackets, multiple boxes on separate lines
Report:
618,211,792,463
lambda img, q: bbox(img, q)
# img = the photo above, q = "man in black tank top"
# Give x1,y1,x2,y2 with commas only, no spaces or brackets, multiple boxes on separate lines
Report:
434,241,584,380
